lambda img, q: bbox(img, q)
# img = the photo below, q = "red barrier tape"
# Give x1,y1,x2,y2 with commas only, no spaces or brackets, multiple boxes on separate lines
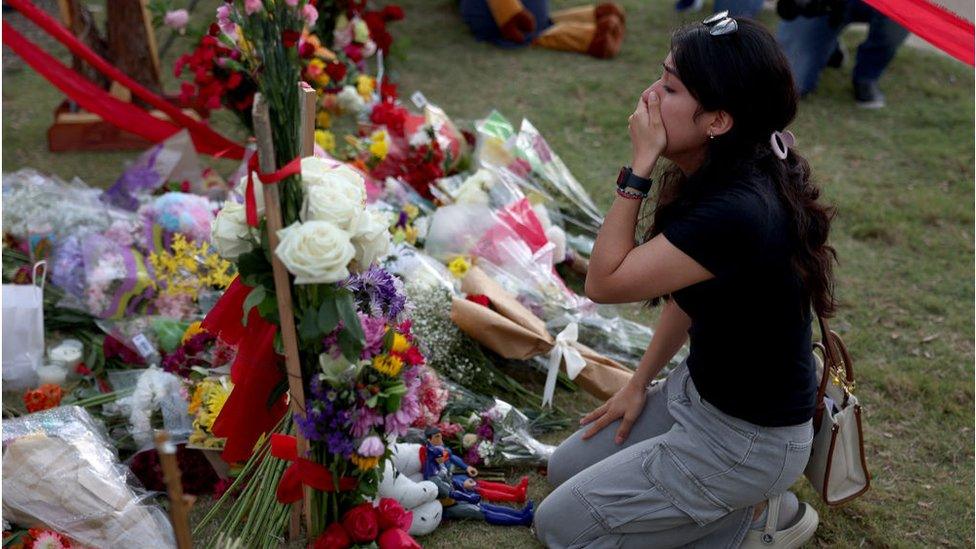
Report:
862,0,974,66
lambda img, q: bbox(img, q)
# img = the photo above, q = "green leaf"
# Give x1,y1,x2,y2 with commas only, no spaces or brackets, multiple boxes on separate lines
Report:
382,328,395,352
336,290,365,342
241,286,267,327
256,292,279,323
318,298,339,335
365,395,379,408
298,307,321,343
337,330,363,363
236,249,272,280
383,382,408,413
267,379,289,409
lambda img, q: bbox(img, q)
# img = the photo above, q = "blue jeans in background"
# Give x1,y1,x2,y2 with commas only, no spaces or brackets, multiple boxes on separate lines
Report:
777,0,909,95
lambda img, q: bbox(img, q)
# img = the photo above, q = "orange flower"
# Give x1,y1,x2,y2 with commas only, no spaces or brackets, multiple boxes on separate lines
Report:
23,384,64,413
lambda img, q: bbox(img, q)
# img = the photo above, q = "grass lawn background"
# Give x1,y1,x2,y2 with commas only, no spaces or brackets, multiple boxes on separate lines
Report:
2,0,974,546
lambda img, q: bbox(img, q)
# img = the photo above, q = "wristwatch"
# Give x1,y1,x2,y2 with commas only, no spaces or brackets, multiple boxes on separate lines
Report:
616,166,654,194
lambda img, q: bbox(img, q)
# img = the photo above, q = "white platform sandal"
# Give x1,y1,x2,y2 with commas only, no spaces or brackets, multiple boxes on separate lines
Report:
740,493,819,548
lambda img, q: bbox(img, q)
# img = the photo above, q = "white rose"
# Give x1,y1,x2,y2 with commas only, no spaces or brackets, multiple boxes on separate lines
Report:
351,209,392,270
300,158,367,232
275,221,355,284
235,173,264,217
210,201,255,260
338,85,366,114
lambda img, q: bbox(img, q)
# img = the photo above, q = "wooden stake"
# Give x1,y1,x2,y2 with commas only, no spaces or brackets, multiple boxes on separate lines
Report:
154,430,193,549
299,84,317,158
251,89,318,540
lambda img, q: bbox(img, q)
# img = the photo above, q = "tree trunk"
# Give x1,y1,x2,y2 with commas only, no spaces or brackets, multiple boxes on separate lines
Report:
106,0,161,94
58,0,109,89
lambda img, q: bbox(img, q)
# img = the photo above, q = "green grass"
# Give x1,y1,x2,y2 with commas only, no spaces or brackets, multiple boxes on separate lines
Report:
3,1,974,547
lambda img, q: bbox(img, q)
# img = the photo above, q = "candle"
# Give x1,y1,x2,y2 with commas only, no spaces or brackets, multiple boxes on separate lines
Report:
48,342,83,369
36,364,67,386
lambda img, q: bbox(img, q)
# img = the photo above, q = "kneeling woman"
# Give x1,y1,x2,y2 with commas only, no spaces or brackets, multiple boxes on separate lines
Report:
534,14,836,549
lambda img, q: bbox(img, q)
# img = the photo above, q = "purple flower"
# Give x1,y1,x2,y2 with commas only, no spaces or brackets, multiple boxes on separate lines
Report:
360,313,387,359
358,436,385,457
295,389,355,458
342,266,406,322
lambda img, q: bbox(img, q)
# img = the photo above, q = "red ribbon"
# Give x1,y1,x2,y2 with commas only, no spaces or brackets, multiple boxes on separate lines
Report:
204,277,288,463
270,434,359,504
861,0,973,67
5,0,245,158
244,155,303,227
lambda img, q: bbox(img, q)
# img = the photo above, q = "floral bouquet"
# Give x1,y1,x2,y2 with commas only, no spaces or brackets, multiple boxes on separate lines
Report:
200,151,425,544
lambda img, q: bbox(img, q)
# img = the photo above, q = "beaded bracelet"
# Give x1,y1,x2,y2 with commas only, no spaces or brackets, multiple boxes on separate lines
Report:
616,187,647,200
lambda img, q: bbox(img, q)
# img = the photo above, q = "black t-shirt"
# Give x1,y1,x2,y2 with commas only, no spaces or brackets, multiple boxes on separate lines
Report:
662,178,817,427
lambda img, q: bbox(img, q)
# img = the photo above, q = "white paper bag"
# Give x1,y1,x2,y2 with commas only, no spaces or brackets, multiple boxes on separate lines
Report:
2,262,46,391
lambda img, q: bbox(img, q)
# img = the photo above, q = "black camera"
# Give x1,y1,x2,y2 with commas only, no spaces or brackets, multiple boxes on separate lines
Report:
776,0,846,24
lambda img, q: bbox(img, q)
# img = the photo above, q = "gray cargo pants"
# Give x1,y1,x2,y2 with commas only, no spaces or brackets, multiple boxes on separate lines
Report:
534,362,814,548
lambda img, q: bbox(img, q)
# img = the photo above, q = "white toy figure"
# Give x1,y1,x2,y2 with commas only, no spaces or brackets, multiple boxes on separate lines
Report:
378,443,443,536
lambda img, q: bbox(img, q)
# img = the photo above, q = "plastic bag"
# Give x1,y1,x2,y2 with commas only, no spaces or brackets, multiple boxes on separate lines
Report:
1,406,176,547
2,169,136,245
385,244,457,294
102,130,205,211
1,262,46,391
490,398,556,466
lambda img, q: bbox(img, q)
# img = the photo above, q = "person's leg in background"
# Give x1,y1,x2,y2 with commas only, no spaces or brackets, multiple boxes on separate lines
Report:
777,11,848,95
848,0,909,107
714,0,765,18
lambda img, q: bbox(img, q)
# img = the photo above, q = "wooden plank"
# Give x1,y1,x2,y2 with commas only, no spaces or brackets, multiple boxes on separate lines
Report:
154,431,193,549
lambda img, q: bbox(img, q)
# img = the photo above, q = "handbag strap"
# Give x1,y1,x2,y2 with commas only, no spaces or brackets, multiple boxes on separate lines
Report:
813,314,857,426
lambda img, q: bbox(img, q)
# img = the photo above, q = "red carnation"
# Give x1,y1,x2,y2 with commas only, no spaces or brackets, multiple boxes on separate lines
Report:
325,61,348,83
341,503,379,543
377,528,420,549
299,41,316,59
399,346,425,366
345,43,364,63
377,498,413,532
282,29,300,48
466,294,491,308
382,5,405,21
379,80,398,101
208,22,220,36
314,522,352,549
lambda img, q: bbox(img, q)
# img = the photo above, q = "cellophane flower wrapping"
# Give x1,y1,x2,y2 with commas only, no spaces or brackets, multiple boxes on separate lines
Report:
1,406,176,548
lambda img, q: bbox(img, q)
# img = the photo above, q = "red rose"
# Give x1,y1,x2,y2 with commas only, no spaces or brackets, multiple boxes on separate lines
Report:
377,528,420,549
376,498,413,531
314,522,351,549
299,41,316,58
380,80,398,101
466,294,491,308
208,22,220,36
341,503,379,543
344,43,364,63
325,61,347,83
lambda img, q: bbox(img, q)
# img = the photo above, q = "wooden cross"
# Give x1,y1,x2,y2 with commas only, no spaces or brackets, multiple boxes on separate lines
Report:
250,84,318,539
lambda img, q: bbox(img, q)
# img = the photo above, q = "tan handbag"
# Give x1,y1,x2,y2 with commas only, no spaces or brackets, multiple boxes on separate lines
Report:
804,316,870,505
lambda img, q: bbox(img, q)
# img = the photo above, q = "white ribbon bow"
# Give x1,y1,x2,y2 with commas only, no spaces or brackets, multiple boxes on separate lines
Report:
542,322,587,407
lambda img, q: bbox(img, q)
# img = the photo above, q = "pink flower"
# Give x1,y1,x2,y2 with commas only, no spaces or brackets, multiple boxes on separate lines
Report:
30,531,68,549
244,0,263,16
164,9,189,32
285,0,299,6
302,4,318,26
350,406,384,438
216,5,235,35
358,435,385,457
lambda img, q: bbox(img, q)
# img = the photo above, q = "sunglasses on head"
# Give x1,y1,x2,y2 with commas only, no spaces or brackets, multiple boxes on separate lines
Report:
702,10,738,36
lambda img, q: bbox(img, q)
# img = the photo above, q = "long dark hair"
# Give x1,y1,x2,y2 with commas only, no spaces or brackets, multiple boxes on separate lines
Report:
646,17,838,318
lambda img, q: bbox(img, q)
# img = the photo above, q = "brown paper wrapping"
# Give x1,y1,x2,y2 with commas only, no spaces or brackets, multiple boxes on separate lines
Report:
450,267,633,401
